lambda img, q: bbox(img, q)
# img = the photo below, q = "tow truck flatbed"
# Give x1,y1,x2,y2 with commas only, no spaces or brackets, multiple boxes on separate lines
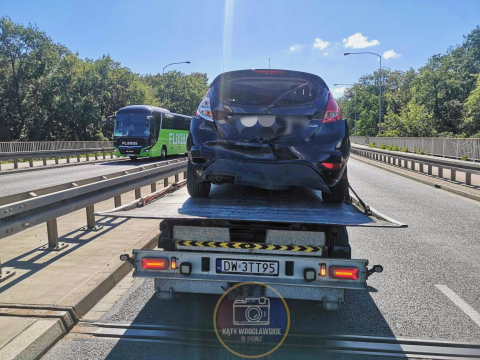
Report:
97,184,405,228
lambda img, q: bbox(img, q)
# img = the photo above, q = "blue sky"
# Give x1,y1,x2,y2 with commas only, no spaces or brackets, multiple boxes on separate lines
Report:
1,0,479,97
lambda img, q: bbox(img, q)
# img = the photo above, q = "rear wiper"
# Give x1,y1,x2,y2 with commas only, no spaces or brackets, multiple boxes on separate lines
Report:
266,83,310,112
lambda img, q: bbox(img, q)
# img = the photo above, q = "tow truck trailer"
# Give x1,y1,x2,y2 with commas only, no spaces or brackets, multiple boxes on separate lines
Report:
98,181,406,310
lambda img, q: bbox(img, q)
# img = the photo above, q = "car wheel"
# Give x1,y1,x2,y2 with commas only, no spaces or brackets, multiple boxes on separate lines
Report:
322,175,348,203
161,147,167,160
187,161,211,198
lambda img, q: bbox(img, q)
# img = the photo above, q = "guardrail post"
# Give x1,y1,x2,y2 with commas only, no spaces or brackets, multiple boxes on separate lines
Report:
151,182,157,192
451,170,456,181
43,157,47,166
40,219,68,251
428,165,432,175
0,259,16,283
114,195,122,207
466,172,472,185
184,171,187,179
438,167,443,178
95,152,98,160
81,205,103,231
14,159,18,169
164,178,168,187
110,152,113,159
103,152,106,159
66,155,70,163
77,155,81,162
86,153,89,161
411,161,415,170
29,158,33,167
55,156,59,165
419,163,424,173
135,188,141,199
175,174,179,182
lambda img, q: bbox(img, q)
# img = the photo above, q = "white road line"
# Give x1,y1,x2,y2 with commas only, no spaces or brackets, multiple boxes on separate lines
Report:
436,284,480,327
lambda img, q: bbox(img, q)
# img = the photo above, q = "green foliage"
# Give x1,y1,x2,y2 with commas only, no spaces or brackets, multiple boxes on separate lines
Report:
401,147,408,152
368,142,376,148
379,144,388,149
461,154,468,161
0,17,208,141
337,26,480,138
387,145,399,151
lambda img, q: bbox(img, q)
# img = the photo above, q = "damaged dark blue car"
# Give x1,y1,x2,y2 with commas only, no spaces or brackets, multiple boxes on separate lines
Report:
186,69,350,203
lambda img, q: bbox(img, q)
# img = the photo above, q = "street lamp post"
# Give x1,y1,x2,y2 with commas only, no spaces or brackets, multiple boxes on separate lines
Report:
344,52,382,134
334,83,357,136
162,61,191,105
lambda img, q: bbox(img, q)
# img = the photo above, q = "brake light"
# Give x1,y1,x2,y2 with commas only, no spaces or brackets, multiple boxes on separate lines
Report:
329,266,359,280
197,89,214,121
322,91,342,123
253,69,285,74
321,162,343,170
141,257,169,270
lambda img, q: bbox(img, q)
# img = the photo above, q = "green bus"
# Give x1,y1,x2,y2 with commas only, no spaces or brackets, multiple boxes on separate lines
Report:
112,105,191,160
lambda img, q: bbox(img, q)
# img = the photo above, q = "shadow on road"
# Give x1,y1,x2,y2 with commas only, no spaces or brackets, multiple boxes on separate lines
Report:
99,155,187,166
103,283,403,359
0,216,129,294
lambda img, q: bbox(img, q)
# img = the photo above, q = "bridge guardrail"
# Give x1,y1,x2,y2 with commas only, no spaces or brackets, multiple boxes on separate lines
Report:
350,136,480,162
0,158,187,282
0,141,113,152
351,144,480,186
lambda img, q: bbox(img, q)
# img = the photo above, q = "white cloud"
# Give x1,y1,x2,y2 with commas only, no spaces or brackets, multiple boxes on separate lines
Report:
343,33,379,49
322,52,328,56
334,87,347,94
383,50,401,59
289,44,304,52
313,38,330,50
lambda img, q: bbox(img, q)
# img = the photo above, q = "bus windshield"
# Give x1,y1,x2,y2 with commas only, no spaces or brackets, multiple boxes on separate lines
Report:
114,113,150,138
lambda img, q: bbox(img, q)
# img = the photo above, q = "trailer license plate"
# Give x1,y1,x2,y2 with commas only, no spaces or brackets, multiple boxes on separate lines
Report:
217,259,279,276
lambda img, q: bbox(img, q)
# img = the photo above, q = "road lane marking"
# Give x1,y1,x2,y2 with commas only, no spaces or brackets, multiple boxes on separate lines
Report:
436,285,480,327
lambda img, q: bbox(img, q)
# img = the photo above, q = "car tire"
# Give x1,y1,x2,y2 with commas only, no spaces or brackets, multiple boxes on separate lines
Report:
187,161,211,198
161,146,167,160
322,175,347,204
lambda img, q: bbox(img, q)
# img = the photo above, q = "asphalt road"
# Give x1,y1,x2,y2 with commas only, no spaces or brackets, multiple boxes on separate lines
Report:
43,157,480,359
0,156,186,198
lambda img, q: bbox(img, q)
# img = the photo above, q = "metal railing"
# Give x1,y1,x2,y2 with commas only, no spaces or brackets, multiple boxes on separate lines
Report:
350,136,480,162
351,144,480,186
0,158,188,282
0,145,115,170
0,141,113,152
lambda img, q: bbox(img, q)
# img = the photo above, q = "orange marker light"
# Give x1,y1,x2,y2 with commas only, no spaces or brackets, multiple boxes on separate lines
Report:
319,263,327,277
171,257,177,270
141,257,169,270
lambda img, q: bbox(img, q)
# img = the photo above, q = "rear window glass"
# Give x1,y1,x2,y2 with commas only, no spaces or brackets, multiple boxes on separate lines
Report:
213,77,319,107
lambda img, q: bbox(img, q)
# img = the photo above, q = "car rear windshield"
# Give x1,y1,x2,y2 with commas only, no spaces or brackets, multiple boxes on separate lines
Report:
213,77,320,107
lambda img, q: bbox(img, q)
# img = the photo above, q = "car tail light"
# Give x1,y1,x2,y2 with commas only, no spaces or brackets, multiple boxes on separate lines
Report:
321,162,343,170
322,91,342,123
141,257,169,270
197,89,214,121
329,266,359,280
253,69,285,74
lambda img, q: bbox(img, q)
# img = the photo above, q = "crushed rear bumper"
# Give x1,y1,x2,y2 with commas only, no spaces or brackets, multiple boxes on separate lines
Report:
198,158,331,192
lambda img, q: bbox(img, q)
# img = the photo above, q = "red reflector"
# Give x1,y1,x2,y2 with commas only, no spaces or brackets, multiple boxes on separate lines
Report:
321,162,343,170
329,266,359,280
253,69,285,74
141,257,169,270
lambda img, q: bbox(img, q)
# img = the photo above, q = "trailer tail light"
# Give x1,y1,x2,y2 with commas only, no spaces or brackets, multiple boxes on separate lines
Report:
171,257,177,270
322,91,342,123
319,263,327,277
141,257,169,270
329,266,359,280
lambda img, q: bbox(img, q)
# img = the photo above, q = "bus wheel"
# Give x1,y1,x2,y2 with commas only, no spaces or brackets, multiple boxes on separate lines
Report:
187,161,211,198
161,147,167,160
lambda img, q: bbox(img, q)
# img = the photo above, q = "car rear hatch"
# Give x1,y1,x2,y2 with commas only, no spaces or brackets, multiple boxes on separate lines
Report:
209,69,329,144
